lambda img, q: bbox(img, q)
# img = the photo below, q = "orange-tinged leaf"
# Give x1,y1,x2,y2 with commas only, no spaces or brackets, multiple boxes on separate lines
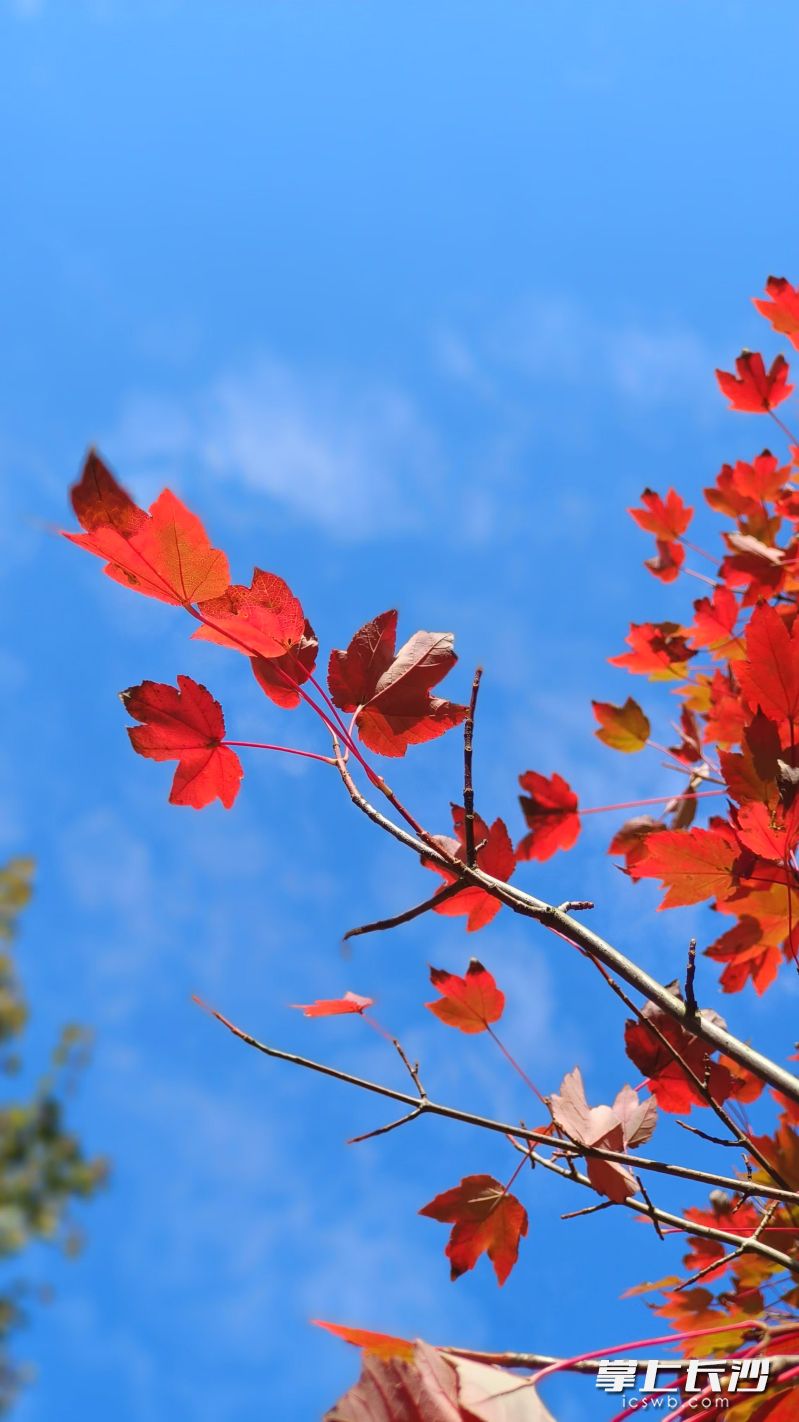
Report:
66,453,230,605
516,771,580,861
121,675,243,809
735,800,799,863
629,488,693,540
705,919,781,997
631,825,739,909
193,569,306,660
312,1320,414,1361
426,960,504,1034
688,586,741,656
419,1174,528,1285
716,351,793,412
292,992,373,1018
609,621,695,680
592,697,650,752
753,275,799,350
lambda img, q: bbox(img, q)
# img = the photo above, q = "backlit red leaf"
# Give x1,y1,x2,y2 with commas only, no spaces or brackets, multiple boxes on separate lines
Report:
753,275,799,350
517,771,580,861
423,807,516,930
629,488,693,540
624,1001,735,1112
419,1175,528,1285
66,452,230,605
121,675,242,809
716,351,793,412
631,825,739,909
737,603,799,729
426,960,505,1034
291,992,373,1018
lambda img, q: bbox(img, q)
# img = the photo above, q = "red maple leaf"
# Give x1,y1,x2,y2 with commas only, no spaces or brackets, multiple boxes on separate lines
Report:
735,800,799,863
716,351,793,412
629,488,693,540
631,825,739,909
423,806,516,930
705,452,789,518
419,1174,528,1284
688,586,740,656
737,603,799,730
65,450,230,606
609,622,695,679
328,610,467,757
516,771,580,861
192,569,306,660
121,675,243,809
291,992,373,1018
624,1001,735,1113
644,539,685,583
753,275,799,350
426,960,505,1034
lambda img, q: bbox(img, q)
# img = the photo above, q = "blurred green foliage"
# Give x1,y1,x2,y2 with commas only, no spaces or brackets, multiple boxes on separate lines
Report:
0,858,105,1411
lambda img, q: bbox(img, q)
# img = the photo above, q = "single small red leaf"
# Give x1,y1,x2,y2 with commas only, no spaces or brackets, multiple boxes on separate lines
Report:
516,771,580,861
426,960,505,1034
630,825,739,909
66,453,230,605
629,488,693,540
737,603,799,729
715,351,793,412
121,675,243,809
753,275,799,350
419,1174,528,1285
291,992,374,1018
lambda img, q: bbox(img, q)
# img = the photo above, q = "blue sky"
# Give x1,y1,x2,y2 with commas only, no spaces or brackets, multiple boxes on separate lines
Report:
2,2,799,1418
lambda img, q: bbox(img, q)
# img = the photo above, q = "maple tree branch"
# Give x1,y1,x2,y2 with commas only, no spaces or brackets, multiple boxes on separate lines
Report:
582,953,790,1191
441,1344,799,1374
332,744,799,1106
523,1145,799,1276
342,881,463,942
684,937,698,1015
463,667,482,867
674,1202,779,1294
196,1001,799,1208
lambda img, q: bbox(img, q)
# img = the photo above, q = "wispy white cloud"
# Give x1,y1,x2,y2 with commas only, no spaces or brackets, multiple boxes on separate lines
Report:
437,293,717,419
106,357,444,541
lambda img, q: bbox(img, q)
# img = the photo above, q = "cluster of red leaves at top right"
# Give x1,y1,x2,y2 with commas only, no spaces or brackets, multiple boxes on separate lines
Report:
514,279,799,1002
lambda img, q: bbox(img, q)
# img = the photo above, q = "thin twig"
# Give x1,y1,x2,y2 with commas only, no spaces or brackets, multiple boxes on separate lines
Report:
685,938,698,1016
637,1175,665,1241
675,1203,780,1294
463,667,482,867
343,881,464,942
